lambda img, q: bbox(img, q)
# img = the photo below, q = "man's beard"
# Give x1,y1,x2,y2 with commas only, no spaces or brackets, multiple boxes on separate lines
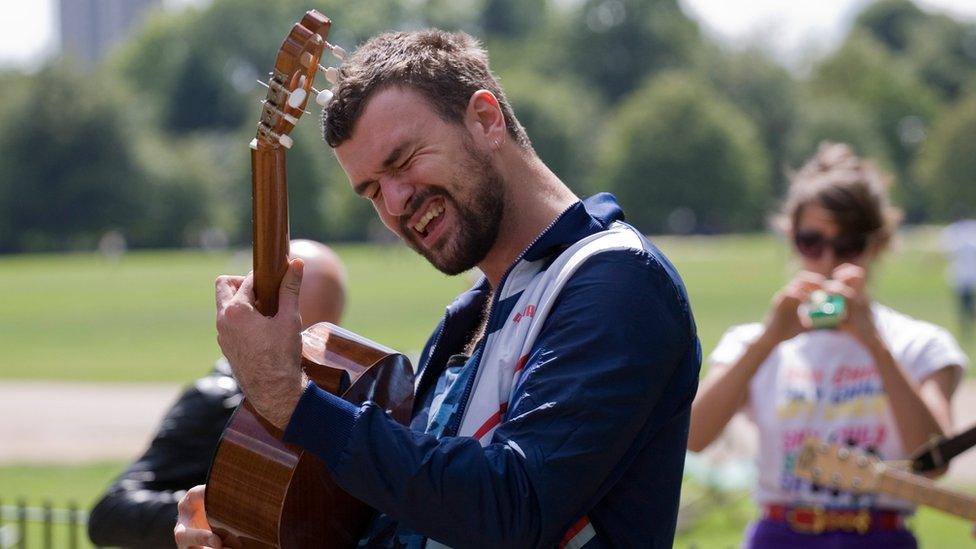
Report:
399,147,504,276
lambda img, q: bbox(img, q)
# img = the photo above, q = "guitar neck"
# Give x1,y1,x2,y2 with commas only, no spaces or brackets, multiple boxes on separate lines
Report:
251,144,290,317
877,466,976,520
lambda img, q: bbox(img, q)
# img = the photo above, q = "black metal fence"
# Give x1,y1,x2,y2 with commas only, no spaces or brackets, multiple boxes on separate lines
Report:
0,499,87,549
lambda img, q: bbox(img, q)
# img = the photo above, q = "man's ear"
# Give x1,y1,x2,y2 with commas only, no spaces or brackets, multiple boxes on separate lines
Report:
466,90,506,149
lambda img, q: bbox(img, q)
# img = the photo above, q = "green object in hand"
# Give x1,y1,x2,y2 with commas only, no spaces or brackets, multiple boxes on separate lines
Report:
807,290,846,329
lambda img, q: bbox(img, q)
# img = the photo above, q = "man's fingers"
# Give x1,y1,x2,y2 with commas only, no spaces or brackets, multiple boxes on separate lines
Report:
235,272,256,303
277,259,304,318
174,524,223,549
215,276,245,309
175,485,221,548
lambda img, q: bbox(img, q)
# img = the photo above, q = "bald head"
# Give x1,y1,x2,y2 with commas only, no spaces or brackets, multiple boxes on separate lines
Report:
289,239,347,329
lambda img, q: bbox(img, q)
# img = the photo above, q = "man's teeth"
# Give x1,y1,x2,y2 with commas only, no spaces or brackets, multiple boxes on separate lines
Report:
414,203,445,233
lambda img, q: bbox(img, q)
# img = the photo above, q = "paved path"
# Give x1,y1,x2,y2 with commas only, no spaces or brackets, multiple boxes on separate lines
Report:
2,379,975,483
0,381,181,465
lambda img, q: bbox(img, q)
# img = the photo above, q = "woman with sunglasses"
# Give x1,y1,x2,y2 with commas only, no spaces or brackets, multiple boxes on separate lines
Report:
688,142,968,548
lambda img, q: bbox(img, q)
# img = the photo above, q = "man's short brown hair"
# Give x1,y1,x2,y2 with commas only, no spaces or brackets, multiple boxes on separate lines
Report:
321,29,530,149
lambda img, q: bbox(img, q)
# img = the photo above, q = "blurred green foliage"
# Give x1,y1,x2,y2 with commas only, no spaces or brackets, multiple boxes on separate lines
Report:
1,0,975,251
597,72,770,233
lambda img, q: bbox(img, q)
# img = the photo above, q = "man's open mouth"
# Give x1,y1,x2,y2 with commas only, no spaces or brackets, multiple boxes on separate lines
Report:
412,200,446,238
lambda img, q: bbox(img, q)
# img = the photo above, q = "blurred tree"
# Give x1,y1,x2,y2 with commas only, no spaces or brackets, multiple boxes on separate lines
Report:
854,0,926,53
129,134,234,248
595,72,770,234
502,70,601,194
786,96,891,171
810,31,938,220
481,0,549,38
698,47,798,196
915,96,976,219
0,65,148,252
854,0,976,102
904,15,976,102
564,0,702,102
113,0,414,134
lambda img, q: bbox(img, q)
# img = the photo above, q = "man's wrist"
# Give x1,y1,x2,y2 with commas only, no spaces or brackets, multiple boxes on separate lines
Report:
268,374,311,430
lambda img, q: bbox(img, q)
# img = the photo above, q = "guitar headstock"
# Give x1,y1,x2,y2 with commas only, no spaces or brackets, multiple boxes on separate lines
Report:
251,10,345,150
795,438,884,494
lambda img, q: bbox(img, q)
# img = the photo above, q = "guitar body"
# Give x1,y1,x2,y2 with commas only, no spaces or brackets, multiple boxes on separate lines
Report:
207,323,415,548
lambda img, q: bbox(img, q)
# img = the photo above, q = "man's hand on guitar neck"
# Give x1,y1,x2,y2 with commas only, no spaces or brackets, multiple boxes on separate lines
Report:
174,485,220,548
215,259,309,430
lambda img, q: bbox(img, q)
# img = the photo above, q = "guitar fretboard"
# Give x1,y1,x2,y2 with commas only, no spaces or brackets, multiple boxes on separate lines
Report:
878,467,976,520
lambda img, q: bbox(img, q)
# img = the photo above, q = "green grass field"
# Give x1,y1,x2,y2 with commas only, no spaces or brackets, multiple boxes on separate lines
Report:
1,230,974,546
0,228,971,382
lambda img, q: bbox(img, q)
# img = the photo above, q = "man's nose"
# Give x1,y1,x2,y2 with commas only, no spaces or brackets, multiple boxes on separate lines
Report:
380,176,415,218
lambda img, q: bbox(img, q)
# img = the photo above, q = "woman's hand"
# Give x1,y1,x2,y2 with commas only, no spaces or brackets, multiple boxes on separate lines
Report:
828,263,882,349
762,271,825,345
174,485,223,549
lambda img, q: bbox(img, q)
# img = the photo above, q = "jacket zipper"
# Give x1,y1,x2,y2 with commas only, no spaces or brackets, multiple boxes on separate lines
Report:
444,206,575,437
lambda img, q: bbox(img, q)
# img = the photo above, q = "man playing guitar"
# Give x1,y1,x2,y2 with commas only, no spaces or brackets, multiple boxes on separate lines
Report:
176,28,700,548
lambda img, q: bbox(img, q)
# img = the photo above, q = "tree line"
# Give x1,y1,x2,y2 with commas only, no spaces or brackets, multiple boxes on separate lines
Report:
0,0,974,253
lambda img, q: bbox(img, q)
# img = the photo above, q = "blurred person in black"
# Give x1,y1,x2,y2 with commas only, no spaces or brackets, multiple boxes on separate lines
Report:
87,239,346,548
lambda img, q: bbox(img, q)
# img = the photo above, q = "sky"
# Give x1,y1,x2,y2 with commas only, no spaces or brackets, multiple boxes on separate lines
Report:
1,0,975,70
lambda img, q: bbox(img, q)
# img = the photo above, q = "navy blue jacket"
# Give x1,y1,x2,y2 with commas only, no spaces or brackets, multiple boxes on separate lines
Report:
284,194,701,547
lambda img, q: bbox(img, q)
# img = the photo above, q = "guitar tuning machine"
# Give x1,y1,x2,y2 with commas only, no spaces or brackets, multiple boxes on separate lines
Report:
285,75,311,109
311,86,334,107
261,100,298,125
257,122,293,149
326,41,346,61
318,64,340,84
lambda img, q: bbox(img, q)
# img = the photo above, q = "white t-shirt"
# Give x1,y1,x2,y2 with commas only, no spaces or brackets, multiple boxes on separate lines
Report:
941,220,976,288
709,304,968,510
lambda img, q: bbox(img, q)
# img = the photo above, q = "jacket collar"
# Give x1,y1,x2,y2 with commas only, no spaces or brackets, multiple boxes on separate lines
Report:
416,193,625,398
521,192,624,263
444,192,625,331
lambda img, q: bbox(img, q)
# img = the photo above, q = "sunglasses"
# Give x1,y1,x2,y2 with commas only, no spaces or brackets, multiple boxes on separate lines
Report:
793,230,870,261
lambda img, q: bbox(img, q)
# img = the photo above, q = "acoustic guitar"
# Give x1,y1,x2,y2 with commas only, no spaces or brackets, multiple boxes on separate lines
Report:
795,438,976,522
205,11,415,548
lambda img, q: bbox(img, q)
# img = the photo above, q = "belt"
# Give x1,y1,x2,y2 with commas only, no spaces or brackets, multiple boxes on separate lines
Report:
763,504,906,534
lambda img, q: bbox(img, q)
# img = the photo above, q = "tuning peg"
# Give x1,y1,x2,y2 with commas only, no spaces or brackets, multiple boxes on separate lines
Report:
318,64,340,84
311,87,333,107
300,51,315,69
257,122,293,149
327,42,347,60
287,88,307,109
261,101,298,125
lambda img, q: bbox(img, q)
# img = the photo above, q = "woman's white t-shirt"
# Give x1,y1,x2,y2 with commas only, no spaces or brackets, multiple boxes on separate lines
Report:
709,303,968,510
